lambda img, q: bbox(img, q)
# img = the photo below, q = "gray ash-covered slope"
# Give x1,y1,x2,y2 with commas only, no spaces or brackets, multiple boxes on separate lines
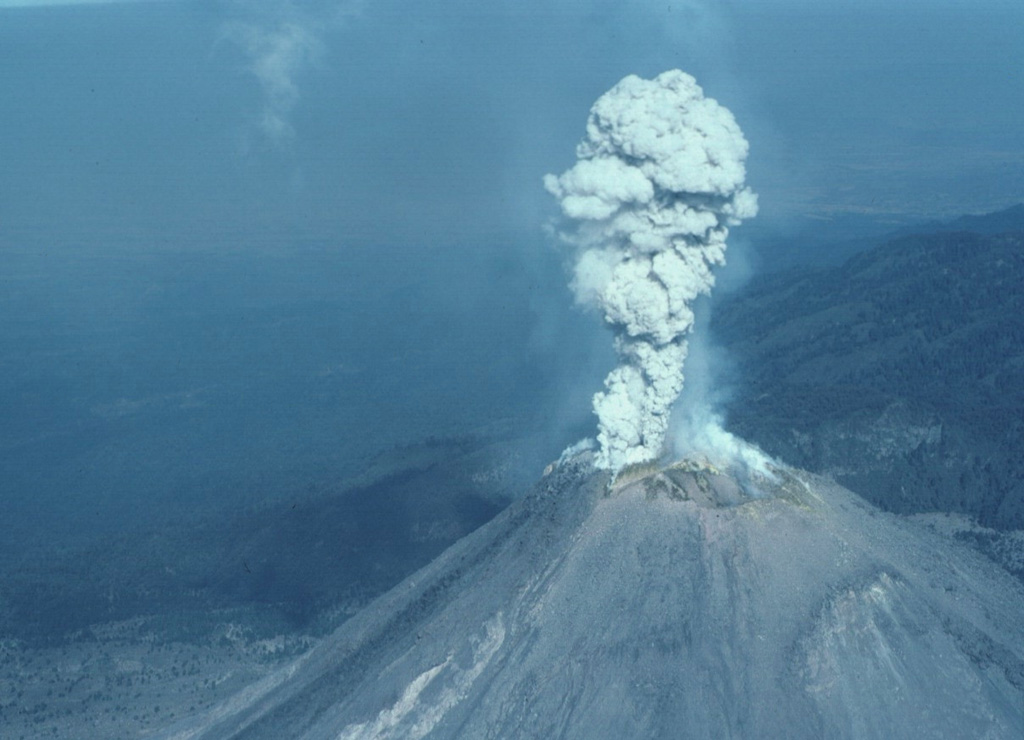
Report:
717,224,1024,530
157,455,1024,739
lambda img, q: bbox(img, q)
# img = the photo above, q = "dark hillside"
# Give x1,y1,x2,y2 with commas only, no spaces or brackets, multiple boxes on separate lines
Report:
0,437,515,646
717,229,1024,528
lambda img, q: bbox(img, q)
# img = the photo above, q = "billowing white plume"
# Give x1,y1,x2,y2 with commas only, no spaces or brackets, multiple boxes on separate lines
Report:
545,70,757,473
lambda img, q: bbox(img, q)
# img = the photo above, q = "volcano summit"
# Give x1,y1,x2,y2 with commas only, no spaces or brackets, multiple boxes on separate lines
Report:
157,453,1024,739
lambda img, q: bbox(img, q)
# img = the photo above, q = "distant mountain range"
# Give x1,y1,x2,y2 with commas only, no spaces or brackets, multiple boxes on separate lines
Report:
717,204,1024,533
914,203,1024,236
750,202,1024,272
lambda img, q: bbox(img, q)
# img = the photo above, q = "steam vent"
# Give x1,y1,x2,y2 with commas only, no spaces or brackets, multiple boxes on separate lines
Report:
610,458,767,507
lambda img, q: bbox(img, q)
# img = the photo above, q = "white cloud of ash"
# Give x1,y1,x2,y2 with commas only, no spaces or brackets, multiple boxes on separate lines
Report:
545,69,757,474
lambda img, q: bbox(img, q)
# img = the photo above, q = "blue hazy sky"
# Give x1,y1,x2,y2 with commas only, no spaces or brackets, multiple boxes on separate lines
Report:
2,0,1023,246
2,0,1023,550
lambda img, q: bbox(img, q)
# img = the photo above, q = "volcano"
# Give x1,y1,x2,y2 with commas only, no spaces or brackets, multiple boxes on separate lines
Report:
157,454,1024,739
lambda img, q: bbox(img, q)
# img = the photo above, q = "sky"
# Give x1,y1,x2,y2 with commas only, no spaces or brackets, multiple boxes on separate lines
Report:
2,0,1023,547
2,0,1022,249
0,1,168,5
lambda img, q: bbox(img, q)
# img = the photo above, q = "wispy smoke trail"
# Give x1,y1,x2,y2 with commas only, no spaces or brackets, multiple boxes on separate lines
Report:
545,70,757,473
670,322,775,481
224,1,361,145
227,19,323,142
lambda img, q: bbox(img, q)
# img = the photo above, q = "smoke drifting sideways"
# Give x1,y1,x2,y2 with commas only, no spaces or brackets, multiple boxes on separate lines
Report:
670,322,776,484
545,70,758,474
222,0,363,145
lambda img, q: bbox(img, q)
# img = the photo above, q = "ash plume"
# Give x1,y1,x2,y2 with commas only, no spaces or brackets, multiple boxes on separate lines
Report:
545,70,757,473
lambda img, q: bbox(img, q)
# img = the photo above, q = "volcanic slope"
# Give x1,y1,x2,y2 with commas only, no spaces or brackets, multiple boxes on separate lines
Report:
156,455,1024,739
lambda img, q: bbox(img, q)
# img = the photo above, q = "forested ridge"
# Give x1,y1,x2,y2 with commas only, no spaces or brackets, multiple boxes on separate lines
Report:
717,219,1024,529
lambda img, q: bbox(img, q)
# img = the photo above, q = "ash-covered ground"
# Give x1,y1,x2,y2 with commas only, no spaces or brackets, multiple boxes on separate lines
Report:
148,453,1024,739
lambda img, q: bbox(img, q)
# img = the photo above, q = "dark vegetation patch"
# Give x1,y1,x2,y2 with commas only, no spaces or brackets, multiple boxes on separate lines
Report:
0,437,511,647
716,207,1024,530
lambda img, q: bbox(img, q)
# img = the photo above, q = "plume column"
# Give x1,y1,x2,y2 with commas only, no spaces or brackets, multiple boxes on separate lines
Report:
545,70,757,472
